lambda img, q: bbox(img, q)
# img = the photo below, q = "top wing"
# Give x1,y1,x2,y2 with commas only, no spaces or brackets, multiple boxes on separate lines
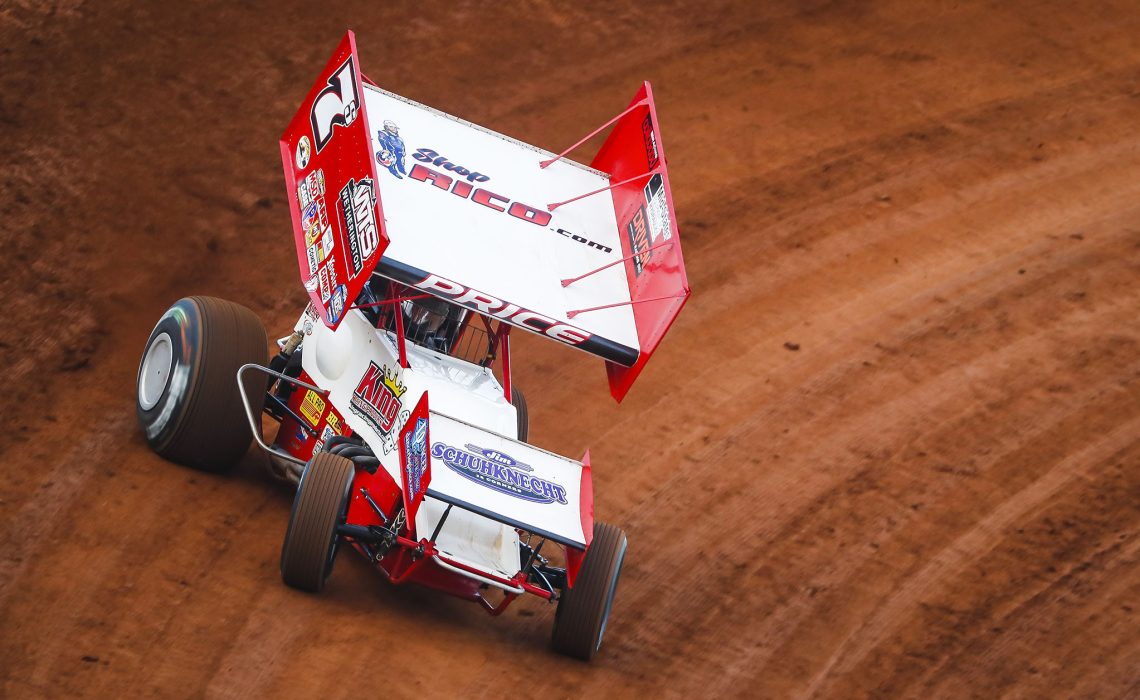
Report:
280,32,690,400
363,84,641,368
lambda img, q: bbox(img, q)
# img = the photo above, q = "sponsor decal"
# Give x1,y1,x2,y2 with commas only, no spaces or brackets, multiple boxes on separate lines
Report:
328,284,347,325
626,205,650,276
301,301,319,335
554,227,612,254
302,200,331,246
642,114,659,170
643,172,671,243
403,417,428,505
412,148,489,183
405,152,605,255
349,362,406,435
296,168,326,209
310,56,359,152
295,135,311,170
408,163,551,228
431,442,567,504
413,273,591,345
338,177,379,278
300,171,335,278
312,424,335,454
326,411,343,435
305,241,320,277
318,265,331,303
299,390,327,426
375,120,407,179
410,161,551,228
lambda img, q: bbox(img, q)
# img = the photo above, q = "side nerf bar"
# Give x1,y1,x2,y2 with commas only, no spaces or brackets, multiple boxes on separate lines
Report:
236,363,327,479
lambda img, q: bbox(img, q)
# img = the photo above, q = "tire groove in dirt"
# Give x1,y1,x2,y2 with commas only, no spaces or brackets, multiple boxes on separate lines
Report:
616,349,1138,695
802,418,1140,697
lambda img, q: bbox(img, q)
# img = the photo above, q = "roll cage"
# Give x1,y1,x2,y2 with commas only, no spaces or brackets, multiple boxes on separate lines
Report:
352,276,515,402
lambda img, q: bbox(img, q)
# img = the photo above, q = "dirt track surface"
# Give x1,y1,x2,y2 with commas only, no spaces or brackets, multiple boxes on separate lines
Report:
3,1,1139,698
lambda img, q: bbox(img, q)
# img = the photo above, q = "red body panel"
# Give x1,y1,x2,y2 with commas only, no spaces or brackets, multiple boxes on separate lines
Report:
565,449,595,588
397,393,431,534
280,31,389,329
590,82,691,402
274,369,351,462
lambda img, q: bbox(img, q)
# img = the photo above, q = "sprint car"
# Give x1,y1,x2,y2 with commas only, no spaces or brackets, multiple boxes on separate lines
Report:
135,31,689,661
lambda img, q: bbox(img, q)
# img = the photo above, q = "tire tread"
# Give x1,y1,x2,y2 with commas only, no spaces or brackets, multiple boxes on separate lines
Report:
551,521,628,660
281,453,355,593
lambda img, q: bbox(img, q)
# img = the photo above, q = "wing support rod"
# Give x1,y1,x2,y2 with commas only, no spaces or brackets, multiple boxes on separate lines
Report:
546,167,660,212
566,293,687,319
538,98,650,170
560,240,674,287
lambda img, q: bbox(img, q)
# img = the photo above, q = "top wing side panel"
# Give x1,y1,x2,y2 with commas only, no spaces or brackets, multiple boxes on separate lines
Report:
280,31,388,329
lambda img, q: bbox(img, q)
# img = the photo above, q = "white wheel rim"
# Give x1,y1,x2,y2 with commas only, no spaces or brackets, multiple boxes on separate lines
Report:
138,332,174,410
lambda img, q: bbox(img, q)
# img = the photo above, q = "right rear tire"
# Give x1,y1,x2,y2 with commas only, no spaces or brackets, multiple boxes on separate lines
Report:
280,453,356,593
551,522,628,661
135,296,267,472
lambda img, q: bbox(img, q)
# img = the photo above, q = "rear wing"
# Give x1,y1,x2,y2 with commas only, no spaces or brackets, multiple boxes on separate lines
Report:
398,406,593,552
282,32,690,400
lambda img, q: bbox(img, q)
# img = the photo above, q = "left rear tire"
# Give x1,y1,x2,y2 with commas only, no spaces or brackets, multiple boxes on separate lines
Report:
135,296,267,472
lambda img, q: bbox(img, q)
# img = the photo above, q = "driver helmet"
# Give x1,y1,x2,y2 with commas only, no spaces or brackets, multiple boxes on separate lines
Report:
402,296,449,339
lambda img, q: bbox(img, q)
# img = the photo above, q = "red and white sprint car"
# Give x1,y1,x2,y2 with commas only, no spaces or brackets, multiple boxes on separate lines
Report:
135,32,689,660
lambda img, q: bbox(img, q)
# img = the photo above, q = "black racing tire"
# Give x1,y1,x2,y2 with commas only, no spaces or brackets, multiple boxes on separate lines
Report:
280,452,355,593
511,386,529,442
135,296,268,472
551,522,628,661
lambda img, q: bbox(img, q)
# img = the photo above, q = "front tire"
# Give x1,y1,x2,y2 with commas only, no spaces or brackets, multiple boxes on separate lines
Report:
280,453,355,593
551,522,628,661
136,296,267,472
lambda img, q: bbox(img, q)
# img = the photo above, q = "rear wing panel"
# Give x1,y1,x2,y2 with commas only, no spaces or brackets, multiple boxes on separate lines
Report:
280,31,388,329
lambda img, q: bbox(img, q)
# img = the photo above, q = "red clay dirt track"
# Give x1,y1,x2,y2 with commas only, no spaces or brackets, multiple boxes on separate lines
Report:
2,1,1139,698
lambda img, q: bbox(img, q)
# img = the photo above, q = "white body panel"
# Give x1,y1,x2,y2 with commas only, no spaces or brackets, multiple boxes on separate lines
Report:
300,307,521,577
362,85,639,351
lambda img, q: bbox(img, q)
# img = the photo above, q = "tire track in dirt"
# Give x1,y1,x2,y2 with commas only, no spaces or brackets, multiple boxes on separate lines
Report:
801,417,1140,697
4,1,1140,697
588,215,1139,694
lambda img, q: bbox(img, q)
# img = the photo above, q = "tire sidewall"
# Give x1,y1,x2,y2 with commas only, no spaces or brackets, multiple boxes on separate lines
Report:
136,298,203,452
595,538,627,650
